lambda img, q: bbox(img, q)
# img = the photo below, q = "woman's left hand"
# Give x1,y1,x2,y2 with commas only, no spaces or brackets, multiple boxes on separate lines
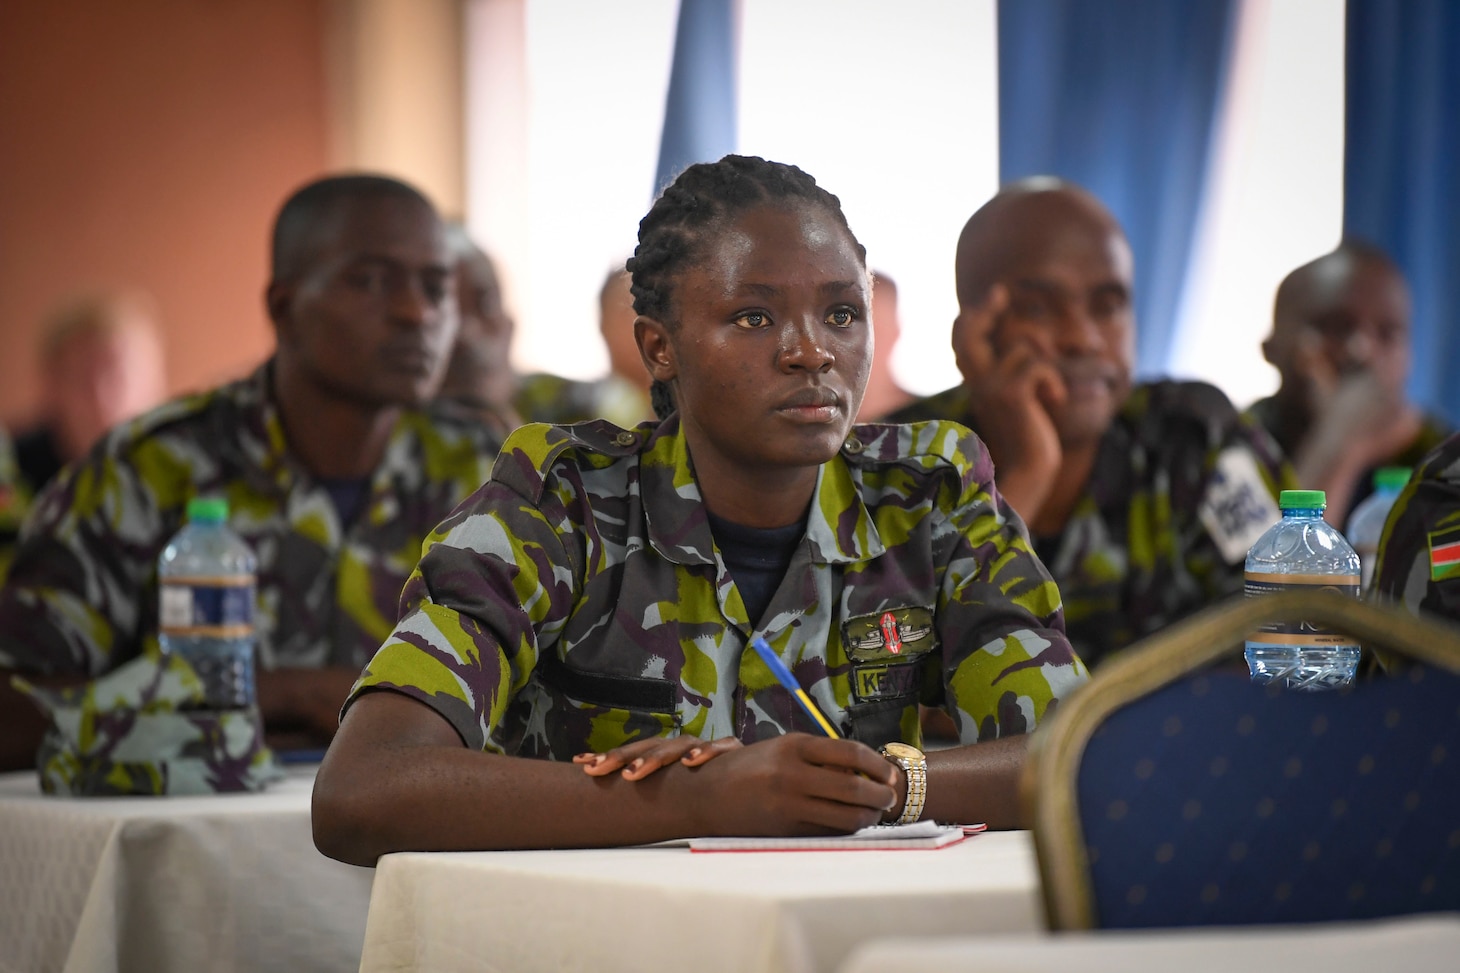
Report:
573,735,743,781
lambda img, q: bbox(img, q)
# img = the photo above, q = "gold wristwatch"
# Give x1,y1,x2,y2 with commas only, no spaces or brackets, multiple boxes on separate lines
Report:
880,742,928,824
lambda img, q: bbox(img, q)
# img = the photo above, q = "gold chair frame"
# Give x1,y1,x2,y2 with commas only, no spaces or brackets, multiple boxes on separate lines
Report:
1022,591,1460,931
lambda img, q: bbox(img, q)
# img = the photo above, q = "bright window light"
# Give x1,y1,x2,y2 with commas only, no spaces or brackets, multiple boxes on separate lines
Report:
1168,0,1346,408
467,0,997,392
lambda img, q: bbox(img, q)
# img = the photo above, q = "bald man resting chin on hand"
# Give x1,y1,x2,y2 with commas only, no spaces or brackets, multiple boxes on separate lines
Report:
890,178,1293,670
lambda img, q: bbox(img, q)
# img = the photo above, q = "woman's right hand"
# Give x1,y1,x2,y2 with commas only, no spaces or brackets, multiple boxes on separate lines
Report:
689,734,899,835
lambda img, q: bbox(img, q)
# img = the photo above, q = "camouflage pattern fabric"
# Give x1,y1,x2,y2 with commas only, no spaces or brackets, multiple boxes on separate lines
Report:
0,361,502,679
514,371,650,428
0,426,30,582
1373,432,1460,619
890,381,1294,669
1246,395,1451,514
12,652,283,795
347,416,1087,757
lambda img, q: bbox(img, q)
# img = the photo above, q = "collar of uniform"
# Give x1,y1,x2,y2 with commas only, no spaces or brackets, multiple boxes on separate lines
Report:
639,416,715,566
638,416,884,567
231,360,296,495
239,359,417,519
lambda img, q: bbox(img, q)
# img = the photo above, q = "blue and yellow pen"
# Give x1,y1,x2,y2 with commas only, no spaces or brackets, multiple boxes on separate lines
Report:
750,636,841,738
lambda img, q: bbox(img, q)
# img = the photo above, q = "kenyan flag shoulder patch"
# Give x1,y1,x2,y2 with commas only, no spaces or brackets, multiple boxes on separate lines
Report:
1428,525,1460,581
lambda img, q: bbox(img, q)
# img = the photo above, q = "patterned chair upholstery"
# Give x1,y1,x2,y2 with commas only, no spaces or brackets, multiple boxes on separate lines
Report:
1025,591,1460,930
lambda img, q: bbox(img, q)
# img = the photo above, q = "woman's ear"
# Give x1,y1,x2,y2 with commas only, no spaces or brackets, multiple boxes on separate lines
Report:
635,316,677,382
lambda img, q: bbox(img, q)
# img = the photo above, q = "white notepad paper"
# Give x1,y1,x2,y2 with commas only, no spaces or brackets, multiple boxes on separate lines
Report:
688,820,976,852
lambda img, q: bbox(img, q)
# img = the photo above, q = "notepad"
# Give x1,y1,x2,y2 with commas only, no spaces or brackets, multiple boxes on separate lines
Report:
688,820,980,852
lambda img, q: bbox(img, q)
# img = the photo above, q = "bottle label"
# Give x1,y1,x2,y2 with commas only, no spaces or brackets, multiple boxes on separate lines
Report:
160,576,255,639
1243,573,1360,645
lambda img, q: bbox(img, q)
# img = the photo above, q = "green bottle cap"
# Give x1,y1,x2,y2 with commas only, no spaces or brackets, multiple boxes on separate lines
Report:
1279,489,1326,510
1373,466,1411,491
186,497,229,523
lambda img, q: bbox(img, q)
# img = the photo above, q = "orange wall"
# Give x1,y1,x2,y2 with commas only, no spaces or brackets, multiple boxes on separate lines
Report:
0,0,331,428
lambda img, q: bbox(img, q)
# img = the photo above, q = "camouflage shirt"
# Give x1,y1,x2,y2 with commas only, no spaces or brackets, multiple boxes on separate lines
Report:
0,427,30,582
1373,432,1460,619
890,382,1293,669
0,361,502,677
347,417,1087,758
514,372,651,429
1246,395,1451,514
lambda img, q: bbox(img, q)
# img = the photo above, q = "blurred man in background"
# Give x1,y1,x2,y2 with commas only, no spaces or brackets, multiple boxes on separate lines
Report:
593,267,653,426
440,238,651,430
858,270,915,421
438,225,522,433
1247,242,1450,527
891,178,1290,670
0,174,504,771
15,292,167,494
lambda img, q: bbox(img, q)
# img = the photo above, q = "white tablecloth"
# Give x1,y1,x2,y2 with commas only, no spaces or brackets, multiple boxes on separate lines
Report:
359,830,1041,973
0,765,375,973
839,912,1460,973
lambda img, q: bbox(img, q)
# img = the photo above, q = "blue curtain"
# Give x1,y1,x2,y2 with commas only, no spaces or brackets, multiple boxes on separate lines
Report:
1344,1,1460,424
653,0,738,196
997,0,1238,379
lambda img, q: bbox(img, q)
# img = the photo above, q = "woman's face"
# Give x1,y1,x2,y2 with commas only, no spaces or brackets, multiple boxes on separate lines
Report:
649,201,871,484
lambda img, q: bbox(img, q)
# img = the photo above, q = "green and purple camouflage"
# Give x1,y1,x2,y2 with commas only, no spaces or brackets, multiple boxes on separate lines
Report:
346,416,1087,757
514,371,650,428
890,381,1294,669
1373,431,1460,619
13,652,283,796
0,426,29,582
0,361,503,680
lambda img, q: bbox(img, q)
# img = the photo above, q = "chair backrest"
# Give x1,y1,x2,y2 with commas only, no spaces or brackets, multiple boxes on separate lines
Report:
1025,591,1460,930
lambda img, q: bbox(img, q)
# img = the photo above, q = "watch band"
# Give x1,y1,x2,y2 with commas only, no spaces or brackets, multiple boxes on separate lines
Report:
880,743,928,824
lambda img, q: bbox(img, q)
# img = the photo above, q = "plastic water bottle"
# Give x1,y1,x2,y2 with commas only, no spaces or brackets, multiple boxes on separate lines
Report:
158,498,258,709
1244,489,1361,690
1345,466,1411,593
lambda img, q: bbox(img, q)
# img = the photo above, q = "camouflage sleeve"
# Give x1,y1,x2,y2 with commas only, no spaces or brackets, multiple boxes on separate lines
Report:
0,442,159,675
1373,436,1460,619
343,426,585,751
0,429,30,583
1185,407,1295,602
922,423,1089,743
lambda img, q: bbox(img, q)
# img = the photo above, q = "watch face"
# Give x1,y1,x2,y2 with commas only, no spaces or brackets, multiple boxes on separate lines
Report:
883,742,923,762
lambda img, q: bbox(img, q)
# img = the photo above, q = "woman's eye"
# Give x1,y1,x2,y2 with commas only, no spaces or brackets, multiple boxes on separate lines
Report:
827,308,857,328
733,311,769,329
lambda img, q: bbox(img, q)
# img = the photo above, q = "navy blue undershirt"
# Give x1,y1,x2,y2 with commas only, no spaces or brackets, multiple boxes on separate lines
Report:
318,477,372,529
706,511,807,624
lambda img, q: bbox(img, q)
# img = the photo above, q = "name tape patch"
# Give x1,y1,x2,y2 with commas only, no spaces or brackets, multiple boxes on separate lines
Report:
1200,446,1281,564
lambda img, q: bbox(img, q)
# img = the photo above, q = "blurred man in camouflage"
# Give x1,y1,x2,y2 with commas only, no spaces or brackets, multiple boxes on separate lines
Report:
1248,243,1449,527
0,174,503,771
891,179,1291,669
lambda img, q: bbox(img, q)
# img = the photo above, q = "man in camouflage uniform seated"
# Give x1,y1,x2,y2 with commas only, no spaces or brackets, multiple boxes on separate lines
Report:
890,179,1292,669
1373,432,1460,619
313,156,1086,862
1247,242,1450,528
0,174,503,773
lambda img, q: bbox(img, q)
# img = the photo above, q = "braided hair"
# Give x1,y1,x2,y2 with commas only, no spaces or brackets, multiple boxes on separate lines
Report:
627,155,867,420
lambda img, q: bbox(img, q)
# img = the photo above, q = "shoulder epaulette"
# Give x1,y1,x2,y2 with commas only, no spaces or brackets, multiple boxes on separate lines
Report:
489,420,646,503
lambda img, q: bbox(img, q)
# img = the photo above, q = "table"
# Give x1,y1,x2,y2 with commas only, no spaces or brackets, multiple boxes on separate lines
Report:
0,765,375,973
838,912,1460,972
359,830,1042,973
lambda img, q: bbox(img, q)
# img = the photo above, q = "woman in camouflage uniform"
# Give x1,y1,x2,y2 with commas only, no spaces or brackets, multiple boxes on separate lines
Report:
314,156,1086,863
